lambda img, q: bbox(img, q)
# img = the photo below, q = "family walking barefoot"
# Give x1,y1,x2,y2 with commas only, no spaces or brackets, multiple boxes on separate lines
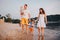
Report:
20,4,47,40
37,8,47,40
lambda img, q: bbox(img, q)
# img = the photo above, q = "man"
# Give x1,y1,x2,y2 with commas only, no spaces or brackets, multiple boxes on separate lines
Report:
20,4,30,33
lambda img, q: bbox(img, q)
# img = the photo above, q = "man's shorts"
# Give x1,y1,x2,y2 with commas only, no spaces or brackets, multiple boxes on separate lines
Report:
21,18,28,25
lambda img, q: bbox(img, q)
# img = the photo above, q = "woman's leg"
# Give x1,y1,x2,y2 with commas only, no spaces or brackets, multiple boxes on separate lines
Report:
41,27,44,40
38,34,40,40
41,27,44,36
38,27,40,35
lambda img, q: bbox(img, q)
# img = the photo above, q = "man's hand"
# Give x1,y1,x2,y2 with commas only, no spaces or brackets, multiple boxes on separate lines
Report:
20,12,24,15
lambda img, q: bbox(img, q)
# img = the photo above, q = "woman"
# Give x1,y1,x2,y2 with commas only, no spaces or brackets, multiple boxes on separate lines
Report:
37,8,47,36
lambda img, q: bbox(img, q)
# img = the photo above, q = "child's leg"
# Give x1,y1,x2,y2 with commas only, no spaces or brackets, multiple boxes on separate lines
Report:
32,27,34,33
29,27,34,36
29,28,32,32
30,27,33,33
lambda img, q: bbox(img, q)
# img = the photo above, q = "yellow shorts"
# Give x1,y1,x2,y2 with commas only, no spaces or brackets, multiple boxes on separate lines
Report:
21,18,28,25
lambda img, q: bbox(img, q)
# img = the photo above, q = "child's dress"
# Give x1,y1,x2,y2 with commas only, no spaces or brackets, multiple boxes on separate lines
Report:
37,14,46,28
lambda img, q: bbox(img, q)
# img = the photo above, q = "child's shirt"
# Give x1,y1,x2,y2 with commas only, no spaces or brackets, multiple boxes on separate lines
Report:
29,22,33,28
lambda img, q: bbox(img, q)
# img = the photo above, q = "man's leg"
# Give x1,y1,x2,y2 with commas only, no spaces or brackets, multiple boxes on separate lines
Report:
21,18,25,32
26,24,28,33
25,18,28,34
22,24,24,31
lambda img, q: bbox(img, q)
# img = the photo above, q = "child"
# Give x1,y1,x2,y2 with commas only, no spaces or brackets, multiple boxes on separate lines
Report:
37,8,47,36
28,19,35,35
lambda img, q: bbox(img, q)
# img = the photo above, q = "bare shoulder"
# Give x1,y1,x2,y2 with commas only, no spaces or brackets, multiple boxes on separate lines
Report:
44,14,46,17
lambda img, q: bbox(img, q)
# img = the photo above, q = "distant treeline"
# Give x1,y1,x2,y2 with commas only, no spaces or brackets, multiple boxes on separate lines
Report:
0,14,60,23
47,15,60,21
34,14,60,22
0,14,60,30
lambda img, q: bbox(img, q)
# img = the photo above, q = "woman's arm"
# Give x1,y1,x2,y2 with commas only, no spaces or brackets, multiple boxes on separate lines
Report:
44,14,48,24
37,14,40,21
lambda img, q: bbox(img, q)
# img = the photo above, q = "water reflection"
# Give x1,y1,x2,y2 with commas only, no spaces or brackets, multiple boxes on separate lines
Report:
41,35,44,40
38,35,40,40
38,35,44,40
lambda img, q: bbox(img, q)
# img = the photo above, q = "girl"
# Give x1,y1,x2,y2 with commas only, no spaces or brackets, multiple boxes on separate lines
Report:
37,8,47,36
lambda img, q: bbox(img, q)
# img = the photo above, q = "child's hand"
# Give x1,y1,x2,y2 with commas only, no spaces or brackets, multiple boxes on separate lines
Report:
35,20,38,23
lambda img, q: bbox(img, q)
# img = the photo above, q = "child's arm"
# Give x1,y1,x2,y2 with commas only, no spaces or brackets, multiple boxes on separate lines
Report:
44,14,48,24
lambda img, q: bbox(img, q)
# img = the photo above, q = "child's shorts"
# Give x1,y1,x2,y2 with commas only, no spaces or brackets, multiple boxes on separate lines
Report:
29,25,33,28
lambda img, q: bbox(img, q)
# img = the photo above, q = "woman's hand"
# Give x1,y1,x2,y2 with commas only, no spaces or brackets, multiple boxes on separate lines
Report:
46,21,48,24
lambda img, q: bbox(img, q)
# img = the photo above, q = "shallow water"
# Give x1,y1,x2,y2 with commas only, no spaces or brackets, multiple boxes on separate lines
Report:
0,23,60,40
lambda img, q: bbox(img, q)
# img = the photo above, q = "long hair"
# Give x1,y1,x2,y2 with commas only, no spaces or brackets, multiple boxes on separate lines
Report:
39,8,45,14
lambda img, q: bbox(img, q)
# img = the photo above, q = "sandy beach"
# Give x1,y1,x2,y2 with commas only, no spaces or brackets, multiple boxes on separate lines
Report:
0,23,60,40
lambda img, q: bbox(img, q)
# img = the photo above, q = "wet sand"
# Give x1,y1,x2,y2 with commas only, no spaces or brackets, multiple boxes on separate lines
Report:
0,23,60,40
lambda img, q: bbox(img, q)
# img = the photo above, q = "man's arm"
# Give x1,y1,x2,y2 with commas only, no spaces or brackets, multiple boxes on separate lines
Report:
20,6,24,16
28,13,31,18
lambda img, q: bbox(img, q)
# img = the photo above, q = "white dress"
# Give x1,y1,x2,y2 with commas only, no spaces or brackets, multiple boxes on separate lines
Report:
37,14,46,28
